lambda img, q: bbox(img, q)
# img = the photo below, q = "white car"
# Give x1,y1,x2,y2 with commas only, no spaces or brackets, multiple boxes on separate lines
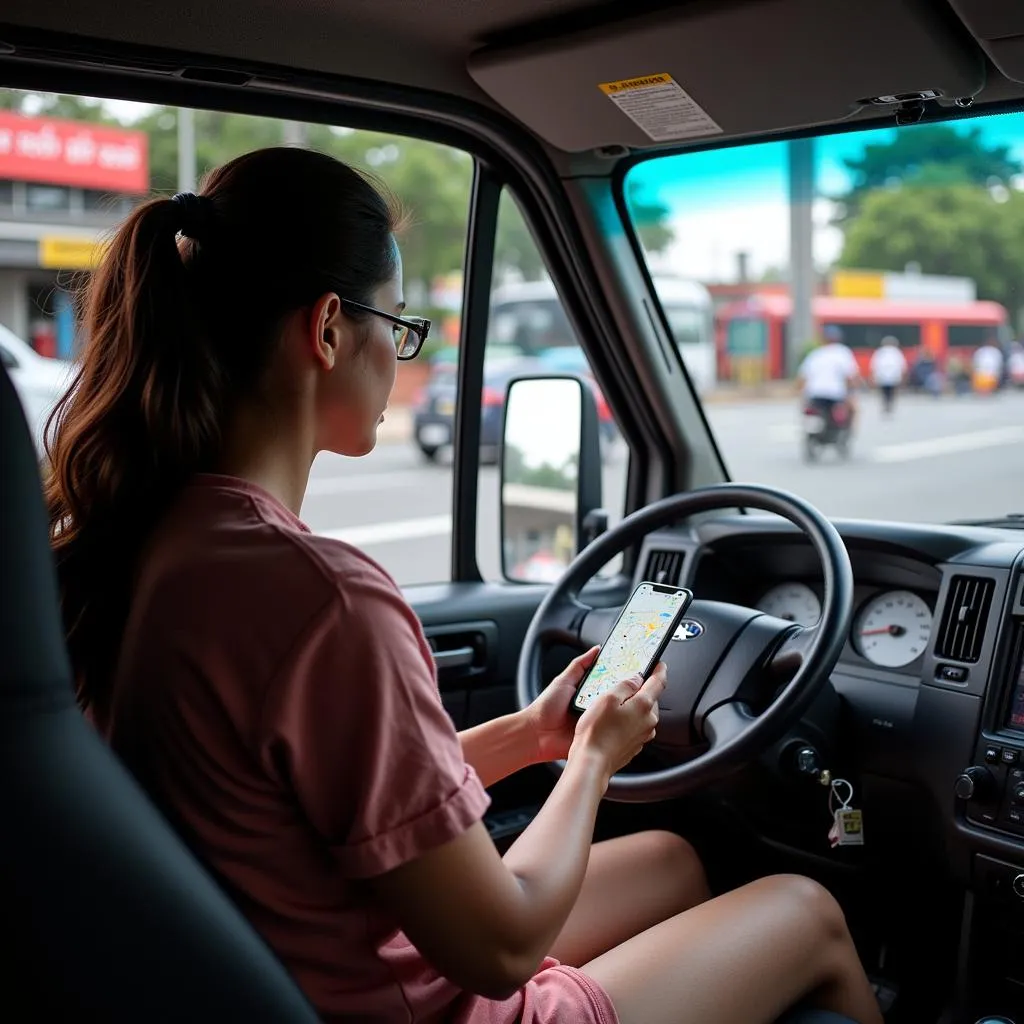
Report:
0,324,73,457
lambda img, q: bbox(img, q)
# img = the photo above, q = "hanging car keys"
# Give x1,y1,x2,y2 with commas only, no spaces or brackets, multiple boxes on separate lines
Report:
826,778,864,848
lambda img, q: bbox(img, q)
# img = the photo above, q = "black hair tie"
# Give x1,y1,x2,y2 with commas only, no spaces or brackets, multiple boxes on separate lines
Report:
171,192,214,241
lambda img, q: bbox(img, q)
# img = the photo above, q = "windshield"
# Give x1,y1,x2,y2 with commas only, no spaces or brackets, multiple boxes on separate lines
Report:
626,110,1024,524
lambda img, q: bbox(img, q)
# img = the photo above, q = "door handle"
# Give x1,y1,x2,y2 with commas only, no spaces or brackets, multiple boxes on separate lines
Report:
432,645,476,671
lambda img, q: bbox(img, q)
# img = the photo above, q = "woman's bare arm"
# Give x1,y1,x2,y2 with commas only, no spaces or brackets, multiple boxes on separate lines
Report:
369,670,663,999
458,711,538,789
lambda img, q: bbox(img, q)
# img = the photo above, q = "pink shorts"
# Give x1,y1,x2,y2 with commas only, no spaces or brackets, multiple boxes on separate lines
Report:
453,956,619,1024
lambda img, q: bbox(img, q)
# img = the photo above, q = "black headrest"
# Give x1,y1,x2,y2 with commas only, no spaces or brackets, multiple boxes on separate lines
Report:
0,363,319,1020
0,364,72,703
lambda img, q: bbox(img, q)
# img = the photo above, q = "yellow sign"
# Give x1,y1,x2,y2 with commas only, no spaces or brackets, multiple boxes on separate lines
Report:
39,236,106,270
599,73,674,94
831,270,885,299
598,73,722,142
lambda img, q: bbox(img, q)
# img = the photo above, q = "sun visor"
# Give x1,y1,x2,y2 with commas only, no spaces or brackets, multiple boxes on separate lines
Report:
468,0,985,152
948,0,1024,83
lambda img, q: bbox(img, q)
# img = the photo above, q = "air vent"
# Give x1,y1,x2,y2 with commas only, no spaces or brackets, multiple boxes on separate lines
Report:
935,575,995,663
643,548,685,587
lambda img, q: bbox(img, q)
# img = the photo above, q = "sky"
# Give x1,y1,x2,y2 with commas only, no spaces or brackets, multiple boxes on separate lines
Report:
630,110,1024,282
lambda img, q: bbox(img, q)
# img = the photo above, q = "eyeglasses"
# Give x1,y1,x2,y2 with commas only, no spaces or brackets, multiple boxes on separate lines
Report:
341,298,431,360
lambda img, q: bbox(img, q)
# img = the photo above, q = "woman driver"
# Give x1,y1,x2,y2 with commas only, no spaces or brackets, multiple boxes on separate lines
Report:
45,146,881,1024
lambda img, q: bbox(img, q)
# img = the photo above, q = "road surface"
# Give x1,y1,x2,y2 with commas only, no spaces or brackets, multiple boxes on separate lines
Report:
301,390,1024,586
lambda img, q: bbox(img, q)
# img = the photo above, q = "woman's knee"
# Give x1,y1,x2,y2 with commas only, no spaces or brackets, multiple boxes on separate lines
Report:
755,874,849,944
633,830,710,905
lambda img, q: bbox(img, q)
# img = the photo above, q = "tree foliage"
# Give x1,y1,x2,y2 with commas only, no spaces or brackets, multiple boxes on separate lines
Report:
836,123,1022,221
1,90,675,293
839,183,1024,314
836,122,1024,316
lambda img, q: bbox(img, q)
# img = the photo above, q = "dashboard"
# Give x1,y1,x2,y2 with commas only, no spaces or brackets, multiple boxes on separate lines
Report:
633,514,1024,893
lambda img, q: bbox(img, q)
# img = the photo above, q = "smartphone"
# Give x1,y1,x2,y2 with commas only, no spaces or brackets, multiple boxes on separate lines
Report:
571,581,693,714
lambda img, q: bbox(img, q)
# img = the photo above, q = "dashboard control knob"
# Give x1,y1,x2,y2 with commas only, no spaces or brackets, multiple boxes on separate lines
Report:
1013,783,1024,804
1013,875,1024,900
955,766,994,802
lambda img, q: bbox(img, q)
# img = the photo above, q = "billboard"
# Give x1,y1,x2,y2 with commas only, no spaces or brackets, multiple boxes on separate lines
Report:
0,112,149,194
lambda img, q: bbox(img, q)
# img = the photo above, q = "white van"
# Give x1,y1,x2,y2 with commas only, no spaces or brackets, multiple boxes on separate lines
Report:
488,275,716,394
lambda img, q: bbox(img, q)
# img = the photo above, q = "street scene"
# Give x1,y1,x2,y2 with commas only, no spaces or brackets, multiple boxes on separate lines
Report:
3,92,1024,590
303,387,1024,586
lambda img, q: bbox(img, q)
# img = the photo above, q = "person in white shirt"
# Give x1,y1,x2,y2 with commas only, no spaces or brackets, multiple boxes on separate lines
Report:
869,336,907,415
797,325,861,413
972,341,1004,395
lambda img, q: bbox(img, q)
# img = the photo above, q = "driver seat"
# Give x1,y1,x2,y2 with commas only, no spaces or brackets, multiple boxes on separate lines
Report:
0,364,319,1021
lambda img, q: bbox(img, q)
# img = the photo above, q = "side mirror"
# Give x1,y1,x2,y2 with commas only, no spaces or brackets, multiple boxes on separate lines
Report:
500,375,604,583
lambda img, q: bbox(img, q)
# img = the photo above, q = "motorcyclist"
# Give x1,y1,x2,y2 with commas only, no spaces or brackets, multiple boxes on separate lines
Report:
796,325,862,435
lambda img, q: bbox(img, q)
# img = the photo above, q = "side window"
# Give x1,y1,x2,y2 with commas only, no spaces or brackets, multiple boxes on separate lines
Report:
0,89,469,586
475,191,629,582
305,134,470,588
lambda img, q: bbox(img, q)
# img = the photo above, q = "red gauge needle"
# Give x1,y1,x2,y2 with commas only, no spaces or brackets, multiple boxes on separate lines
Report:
860,625,906,637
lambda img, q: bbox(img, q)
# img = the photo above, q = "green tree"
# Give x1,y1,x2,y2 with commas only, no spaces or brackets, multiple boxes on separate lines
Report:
495,195,547,282
131,111,473,292
627,178,674,253
0,90,115,122
838,183,1024,314
837,123,1022,221
518,460,576,492
1,90,677,292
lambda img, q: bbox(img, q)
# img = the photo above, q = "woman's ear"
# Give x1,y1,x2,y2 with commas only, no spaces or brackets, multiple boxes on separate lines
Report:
308,292,346,372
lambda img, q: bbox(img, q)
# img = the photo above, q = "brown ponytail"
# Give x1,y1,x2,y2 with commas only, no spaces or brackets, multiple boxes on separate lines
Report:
44,147,401,716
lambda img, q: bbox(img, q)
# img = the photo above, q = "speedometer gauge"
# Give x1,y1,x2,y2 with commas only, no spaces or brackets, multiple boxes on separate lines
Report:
853,590,932,668
756,582,821,627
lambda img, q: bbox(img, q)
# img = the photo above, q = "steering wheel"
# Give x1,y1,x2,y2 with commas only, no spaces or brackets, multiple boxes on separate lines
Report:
516,484,854,802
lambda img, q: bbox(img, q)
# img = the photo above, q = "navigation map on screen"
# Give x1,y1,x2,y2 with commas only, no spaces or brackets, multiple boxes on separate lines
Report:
574,584,689,711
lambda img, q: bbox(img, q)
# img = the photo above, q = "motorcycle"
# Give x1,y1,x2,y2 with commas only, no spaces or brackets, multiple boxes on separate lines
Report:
802,397,852,462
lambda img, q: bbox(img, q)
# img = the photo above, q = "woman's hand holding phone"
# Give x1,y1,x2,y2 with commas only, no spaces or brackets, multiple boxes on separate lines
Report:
569,662,667,784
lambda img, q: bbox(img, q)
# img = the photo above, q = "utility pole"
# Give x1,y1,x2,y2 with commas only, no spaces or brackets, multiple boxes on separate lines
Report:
177,106,197,193
787,137,815,377
282,121,308,148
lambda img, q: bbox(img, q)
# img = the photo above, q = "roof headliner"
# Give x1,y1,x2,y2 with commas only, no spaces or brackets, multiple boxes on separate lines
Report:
1,0,1023,157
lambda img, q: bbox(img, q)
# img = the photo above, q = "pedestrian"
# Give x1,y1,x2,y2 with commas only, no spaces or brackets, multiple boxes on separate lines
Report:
869,336,906,415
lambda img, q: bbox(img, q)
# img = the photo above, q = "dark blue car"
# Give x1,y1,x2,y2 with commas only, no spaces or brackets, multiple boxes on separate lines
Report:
412,350,540,463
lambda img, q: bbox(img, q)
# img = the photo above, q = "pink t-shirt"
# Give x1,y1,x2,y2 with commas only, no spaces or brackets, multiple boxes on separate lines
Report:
105,475,617,1024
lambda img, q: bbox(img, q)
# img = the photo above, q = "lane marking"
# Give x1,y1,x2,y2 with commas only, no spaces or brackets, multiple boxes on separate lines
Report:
318,514,452,547
869,425,1024,464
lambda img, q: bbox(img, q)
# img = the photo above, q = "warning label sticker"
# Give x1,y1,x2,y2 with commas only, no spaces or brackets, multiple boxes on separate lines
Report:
599,73,722,142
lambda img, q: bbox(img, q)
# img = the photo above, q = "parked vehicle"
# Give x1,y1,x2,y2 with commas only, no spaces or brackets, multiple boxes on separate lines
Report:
413,345,619,463
0,323,71,457
489,276,716,394
413,349,541,463
718,295,1010,382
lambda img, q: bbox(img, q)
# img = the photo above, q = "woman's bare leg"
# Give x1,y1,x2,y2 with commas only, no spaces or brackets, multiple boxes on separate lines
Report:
548,831,711,967
582,874,882,1024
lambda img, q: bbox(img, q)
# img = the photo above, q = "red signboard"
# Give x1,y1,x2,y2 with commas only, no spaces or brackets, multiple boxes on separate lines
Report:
0,112,149,194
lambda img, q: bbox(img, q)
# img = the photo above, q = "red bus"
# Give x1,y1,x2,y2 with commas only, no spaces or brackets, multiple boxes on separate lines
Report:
716,295,1010,381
